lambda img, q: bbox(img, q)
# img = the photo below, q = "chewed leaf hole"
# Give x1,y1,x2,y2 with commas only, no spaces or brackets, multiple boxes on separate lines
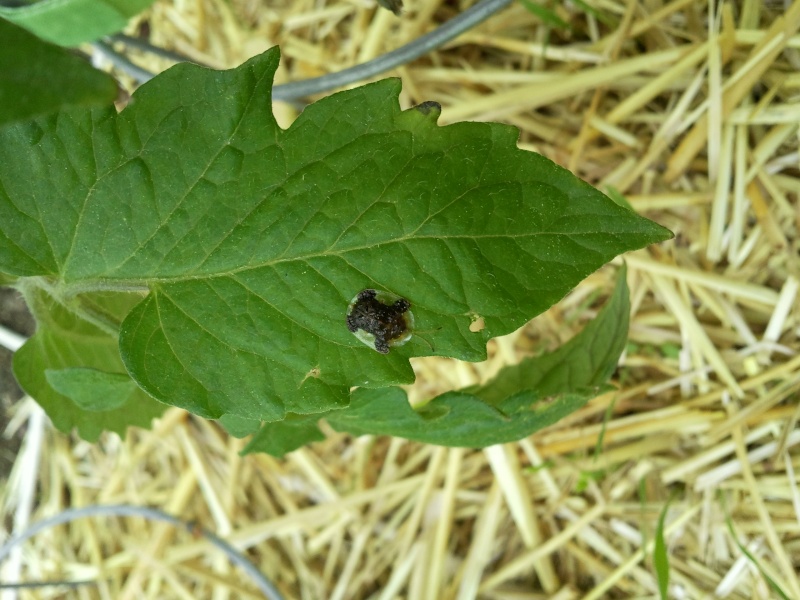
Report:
469,314,485,333
299,366,322,387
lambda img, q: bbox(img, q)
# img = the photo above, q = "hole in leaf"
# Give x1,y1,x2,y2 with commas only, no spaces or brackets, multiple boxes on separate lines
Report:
469,314,485,332
299,366,321,387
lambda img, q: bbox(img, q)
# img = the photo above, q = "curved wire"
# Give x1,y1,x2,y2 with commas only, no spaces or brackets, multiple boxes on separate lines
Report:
0,504,284,600
93,40,157,83
108,33,198,64
272,0,513,101
94,0,513,101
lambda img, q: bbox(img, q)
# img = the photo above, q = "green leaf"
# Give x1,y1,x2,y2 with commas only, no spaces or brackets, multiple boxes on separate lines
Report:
468,262,630,402
45,367,136,411
518,0,570,30
721,495,792,600
13,290,166,441
604,185,634,211
0,0,155,46
660,342,680,359
592,395,616,460
0,18,117,127
217,413,260,437
221,411,328,457
327,266,630,447
569,0,615,27
0,48,670,430
328,387,591,447
241,416,325,457
653,499,671,600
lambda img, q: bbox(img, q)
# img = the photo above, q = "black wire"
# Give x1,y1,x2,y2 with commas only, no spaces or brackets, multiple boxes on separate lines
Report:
0,504,284,600
93,0,514,102
272,0,513,101
108,33,199,64
92,40,156,83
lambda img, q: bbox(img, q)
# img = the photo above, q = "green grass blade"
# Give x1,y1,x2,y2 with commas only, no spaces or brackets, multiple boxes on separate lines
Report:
518,0,570,29
592,395,616,462
721,495,791,600
653,499,671,599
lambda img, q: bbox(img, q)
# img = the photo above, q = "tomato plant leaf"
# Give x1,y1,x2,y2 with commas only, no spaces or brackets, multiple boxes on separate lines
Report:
218,413,263,438
241,417,326,456
325,265,629,446
45,367,137,411
0,0,155,46
326,388,589,447
0,18,117,127
12,291,165,440
0,47,670,434
467,263,630,403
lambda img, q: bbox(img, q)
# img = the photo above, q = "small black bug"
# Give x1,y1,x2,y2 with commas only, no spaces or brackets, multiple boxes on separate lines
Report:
346,289,413,354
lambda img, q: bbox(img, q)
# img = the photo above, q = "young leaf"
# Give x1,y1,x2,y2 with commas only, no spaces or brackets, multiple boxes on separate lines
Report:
241,417,326,457
45,367,137,411
325,265,630,447
13,291,166,440
518,0,570,30
0,18,117,127
0,47,670,430
653,499,671,599
722,495,792,600
0,0,155,46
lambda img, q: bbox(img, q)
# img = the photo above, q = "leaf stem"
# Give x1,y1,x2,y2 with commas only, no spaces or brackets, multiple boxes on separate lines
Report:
17,277,149,337
60,280,150,297
21,277,138,338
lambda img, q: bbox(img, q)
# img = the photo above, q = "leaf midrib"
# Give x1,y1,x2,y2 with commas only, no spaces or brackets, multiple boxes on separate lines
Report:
63,226,614,288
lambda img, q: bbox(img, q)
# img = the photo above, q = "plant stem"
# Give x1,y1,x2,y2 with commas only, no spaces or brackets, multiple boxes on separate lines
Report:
20,277,129,337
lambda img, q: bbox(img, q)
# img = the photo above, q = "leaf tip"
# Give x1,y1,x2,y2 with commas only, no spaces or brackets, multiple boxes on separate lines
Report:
651,222,675,243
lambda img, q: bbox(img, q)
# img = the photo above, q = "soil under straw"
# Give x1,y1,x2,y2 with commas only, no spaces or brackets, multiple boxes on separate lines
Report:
2,0,799,598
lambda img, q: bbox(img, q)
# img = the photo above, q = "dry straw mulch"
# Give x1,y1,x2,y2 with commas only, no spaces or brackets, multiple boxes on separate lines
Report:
2,0,799,598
